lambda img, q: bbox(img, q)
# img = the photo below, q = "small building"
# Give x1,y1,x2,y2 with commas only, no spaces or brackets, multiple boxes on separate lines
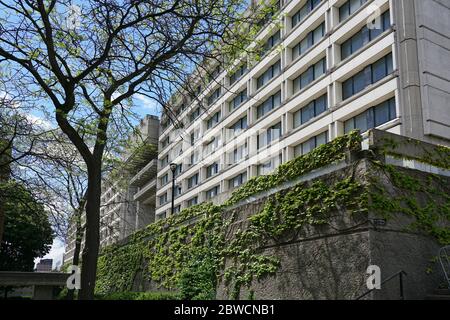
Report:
35,259,53,272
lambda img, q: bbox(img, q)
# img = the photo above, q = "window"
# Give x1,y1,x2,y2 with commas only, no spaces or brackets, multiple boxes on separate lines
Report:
294,131,328,157
205,136,221,154
341,10,391,60
258,122,282,149
293,58,326,93
161,155,169,167
190,151,200,166
339,0,368,22
292,22,325,60
187,173,199,189
229,172,247,189
161,136,170,148
292,0,322,27
230,116,248,134
207,88,221,106
344,98,396,133
257,91,281,119
159,193,168,205
262,30,281,55
189,108,201,122
230,143,248,164
206,162,219,178
293,94,327,127
190,129,200,146
161,174,169,186
257,60,281,89
173,205,181,214
174,163,182,177
174,185,182,198
206,185,220,200
258,154,282,175
208,66,221,82
229,64,247,85
187,196,198,207
342,53,393,100
230,89,248,111
207,111,221,129
157,212,167,220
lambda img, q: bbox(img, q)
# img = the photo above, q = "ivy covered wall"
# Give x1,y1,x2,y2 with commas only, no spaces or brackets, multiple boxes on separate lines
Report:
95,130,450,299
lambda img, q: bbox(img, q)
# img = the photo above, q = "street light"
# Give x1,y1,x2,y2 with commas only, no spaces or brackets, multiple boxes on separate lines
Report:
169,163,177,215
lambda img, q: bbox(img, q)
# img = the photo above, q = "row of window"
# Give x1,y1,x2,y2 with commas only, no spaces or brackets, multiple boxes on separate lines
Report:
163,51,393,168
160,96,396,208
342,53,393,100
163,0,371,135
344,97,396,133
257,90,282,119
294,131,328,157
292,0,322,27
293,94,327,128
257,60,281,89
258,122,282,149
292,22,325,60
262,30,282,56
341,10,391,60
293,58,326,93
339,0,368,22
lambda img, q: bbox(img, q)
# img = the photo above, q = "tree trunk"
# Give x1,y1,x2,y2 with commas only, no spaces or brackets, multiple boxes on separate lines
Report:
0,144,10,244
67,212,84,300
0,206,4,246
78,167,102,300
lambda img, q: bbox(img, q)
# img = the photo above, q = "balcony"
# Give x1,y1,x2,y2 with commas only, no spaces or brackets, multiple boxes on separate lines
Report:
129,159,157,188
133,178,157,202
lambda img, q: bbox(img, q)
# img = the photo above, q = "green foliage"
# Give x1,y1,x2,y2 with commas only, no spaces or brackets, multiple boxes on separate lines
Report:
178,248,217,300
96,131,363,299
95,291,180,300
95,130,450,299
224,130,362,206
369,163,450,245
0,182,53,271
223,177,365,299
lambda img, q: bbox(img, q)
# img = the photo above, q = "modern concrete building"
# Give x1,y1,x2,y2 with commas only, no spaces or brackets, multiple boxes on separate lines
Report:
35,259,53,272
155,0,450,219
64,115,159,264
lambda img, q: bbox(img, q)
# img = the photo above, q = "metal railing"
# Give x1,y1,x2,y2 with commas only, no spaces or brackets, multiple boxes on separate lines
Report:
439,246,450,290
355,270,407,300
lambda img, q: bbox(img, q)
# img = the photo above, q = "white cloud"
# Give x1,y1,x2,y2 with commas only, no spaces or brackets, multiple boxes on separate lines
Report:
134,94,161,115
26,113,53,130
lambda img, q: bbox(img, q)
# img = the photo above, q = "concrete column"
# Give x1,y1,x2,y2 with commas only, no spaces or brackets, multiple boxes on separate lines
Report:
333,81,343,106
329,5,340,30
326,45,334,71
391,0,424,140
286,145,295,161
327,84,335,109
249,164,258,178
33,286,54,300
285,111,293,135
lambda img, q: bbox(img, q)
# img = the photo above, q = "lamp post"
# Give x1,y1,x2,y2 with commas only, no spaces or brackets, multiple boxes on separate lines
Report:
169,163,177,215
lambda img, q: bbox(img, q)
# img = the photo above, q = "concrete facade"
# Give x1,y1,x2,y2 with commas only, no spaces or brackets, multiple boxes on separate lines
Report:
155,0,450,220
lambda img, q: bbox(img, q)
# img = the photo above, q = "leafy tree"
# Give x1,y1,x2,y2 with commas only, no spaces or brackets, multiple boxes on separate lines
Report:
0,182,53,271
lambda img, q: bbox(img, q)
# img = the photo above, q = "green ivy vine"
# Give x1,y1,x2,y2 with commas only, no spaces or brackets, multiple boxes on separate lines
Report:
95,130,450,299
